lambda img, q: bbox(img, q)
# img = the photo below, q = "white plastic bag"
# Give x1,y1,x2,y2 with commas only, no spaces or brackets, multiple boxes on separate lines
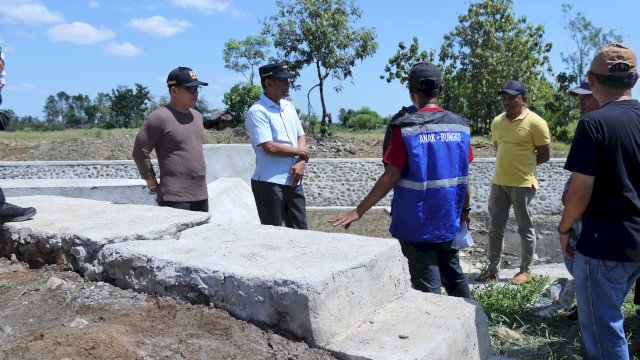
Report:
452,225,474,250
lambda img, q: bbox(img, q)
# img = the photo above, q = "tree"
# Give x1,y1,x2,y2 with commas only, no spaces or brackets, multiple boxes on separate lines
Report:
561,4,624,85
91,92,111,127
262,0,378,136
43,94,63,124
222,36,271,86
437,0,553,135
222,83,262,125
380,37,435,84
107,84,151,128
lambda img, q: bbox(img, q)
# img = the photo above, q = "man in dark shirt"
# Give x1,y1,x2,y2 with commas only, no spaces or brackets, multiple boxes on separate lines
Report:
132,67,209,212
559,42,640,359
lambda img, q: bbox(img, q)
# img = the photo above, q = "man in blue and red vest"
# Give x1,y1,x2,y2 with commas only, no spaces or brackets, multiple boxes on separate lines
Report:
330,62,473,298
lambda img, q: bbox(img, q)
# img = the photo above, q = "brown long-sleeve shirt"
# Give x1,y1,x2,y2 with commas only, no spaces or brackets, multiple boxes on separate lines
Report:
132,104,207,202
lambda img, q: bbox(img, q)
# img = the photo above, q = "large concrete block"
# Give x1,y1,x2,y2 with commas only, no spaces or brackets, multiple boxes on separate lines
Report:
96,223,410,346
0,196,210,274
326,290,495,360
203,144,255,185
207,178,259,225
0,179,155,205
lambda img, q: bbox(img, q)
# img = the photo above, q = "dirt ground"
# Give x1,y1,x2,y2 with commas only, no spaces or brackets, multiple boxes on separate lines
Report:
0,257,334,360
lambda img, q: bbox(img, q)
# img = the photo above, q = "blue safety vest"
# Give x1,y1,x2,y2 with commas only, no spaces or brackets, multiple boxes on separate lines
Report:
389,110,471,243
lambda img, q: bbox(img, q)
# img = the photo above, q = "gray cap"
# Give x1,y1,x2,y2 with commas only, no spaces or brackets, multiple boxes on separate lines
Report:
569,81,592,95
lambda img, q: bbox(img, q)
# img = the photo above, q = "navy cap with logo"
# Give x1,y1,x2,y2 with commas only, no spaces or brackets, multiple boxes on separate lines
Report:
167,67,208,88
569,81,592,96
408,62,442,91
499,80,527,96
259,62,294,79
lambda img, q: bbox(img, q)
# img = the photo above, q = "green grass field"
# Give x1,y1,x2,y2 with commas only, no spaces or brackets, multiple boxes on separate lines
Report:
0,128,138,141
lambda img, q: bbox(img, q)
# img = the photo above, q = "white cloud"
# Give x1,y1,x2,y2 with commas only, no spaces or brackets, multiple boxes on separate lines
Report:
7,82,35,91
104,41,142,57
88,1,99,9
46,22,115,45
169,0,230,14
129,16,191,37
0,0,64,25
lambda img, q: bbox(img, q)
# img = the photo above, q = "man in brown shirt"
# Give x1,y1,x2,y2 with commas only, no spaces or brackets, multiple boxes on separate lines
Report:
132,67,209,212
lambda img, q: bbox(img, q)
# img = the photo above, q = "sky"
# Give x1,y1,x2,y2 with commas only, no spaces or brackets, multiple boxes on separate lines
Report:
0,0,639,121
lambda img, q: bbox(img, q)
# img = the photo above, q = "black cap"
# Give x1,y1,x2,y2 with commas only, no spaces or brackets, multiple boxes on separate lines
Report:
408,62,442,91
569,81,592,95
259,62,294,79
499,80,527,96
167,67,208,87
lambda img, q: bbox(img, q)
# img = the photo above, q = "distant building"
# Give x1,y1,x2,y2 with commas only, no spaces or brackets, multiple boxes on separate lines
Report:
204,109,234,130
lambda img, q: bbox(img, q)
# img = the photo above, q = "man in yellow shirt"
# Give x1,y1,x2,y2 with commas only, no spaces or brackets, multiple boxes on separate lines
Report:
476,80,551,285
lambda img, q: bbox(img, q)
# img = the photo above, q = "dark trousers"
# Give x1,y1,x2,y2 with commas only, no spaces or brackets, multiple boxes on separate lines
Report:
160,199,209,213
399,239,471,299
251,179,307,229
0,187,5,203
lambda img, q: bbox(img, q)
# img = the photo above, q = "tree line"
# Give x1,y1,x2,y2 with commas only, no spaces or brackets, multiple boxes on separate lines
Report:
3,83,215,131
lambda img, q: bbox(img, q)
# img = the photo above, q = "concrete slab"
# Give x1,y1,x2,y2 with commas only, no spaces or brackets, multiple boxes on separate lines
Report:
203,144,255,185
0,178,155,205
0,196,210,275
326,290,494,360
207,178,259,225
96,223,410,347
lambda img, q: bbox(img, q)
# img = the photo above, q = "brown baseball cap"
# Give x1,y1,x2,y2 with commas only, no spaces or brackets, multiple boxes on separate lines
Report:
589,42,637,79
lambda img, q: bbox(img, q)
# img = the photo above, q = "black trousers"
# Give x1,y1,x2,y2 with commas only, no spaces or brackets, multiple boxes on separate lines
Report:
0,187,5,204
399,239,471,299
251,180,307,229
160,199,209,213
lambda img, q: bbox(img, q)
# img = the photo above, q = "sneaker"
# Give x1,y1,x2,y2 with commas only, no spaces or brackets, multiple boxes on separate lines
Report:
511,271,532,285
475,270,499,282
0,202,37,223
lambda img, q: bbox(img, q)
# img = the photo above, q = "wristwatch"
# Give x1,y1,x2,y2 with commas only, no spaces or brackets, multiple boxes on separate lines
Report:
557,226,572,236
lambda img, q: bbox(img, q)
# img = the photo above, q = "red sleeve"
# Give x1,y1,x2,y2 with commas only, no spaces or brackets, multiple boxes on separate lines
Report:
468,143,474,163
383,126,407,171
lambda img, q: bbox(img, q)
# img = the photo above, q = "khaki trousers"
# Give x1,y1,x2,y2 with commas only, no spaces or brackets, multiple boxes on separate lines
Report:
487,184,537,273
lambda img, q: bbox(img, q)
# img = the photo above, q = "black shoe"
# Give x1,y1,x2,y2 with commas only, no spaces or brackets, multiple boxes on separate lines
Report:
0,202,37,223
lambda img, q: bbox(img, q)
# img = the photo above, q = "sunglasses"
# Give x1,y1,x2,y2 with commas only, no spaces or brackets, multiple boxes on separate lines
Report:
180,86,202,94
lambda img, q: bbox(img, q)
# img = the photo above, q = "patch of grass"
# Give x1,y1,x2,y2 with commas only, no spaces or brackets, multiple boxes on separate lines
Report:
551,141,571,155
0,280,16,289
64,279,88,306
15,281,44,298
473,276,550,318
475,278,640,359
0,128,138,142
332,127,386,143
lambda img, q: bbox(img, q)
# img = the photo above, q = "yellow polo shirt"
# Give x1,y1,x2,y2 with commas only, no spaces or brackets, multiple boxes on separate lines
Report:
491,108,550,189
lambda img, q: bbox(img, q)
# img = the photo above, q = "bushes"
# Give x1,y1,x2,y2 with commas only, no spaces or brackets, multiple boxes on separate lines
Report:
340,106,385,130
347,113,385,130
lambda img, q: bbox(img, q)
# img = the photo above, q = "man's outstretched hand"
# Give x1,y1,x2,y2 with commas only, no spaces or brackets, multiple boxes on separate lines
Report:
328,209,361,230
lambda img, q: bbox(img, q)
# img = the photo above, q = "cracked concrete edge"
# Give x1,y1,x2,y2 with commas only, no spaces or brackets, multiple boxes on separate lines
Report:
0,196,210,276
